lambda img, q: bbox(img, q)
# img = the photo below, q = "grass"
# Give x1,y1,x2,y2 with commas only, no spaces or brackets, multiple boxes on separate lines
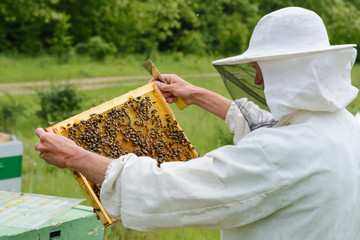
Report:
1,54,360,239
0,53,218,84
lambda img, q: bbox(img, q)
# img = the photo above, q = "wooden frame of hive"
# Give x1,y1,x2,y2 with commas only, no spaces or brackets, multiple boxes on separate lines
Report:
46,82,199,227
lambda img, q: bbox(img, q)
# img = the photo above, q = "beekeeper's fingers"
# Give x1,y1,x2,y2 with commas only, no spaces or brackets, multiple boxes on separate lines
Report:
156,81,173,93
35,128,48,142
163,92,173,99
166,96,178,104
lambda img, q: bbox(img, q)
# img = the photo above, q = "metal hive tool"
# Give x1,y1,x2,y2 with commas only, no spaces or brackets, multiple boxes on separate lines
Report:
46,82,199,227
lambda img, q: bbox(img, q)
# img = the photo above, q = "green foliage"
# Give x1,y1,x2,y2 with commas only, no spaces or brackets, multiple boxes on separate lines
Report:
0,0,359,60
87,36,117,61
74,36,118,61
187,0,259,55
36,85,84,124
47,14,73,62
0,0,72,55
55,0,119,46
216,13,250,55
175,30,206,55
0,94,25,133
215,126,234,147
74,43,88,55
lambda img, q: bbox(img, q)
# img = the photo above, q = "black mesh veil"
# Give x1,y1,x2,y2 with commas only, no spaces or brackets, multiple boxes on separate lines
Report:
213,63,267,109
213,63,277,131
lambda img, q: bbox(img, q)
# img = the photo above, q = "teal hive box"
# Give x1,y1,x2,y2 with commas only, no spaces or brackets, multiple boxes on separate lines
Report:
0,205,104,240
0,135,23,192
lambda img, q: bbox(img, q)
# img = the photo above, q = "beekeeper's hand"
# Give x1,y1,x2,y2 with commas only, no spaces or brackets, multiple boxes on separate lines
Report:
34,128,81,168
34,128,111,184
150,74,198,104
150,74,232,120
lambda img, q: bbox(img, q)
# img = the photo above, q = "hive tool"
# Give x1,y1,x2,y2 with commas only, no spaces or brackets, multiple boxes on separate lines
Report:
142,59,188,110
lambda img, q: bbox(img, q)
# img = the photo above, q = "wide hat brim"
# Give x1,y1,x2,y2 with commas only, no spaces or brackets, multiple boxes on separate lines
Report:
212,44,357,65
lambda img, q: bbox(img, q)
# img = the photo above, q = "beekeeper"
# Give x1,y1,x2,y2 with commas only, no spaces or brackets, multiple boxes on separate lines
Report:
34,7,360,239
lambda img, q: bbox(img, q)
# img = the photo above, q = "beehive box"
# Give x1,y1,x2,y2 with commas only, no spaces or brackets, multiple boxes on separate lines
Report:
0,135,23,192
46,82,199,227
0,204,104,240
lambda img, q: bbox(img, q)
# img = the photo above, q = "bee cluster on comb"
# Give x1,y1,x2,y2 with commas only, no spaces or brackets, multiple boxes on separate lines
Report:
61,95,196,164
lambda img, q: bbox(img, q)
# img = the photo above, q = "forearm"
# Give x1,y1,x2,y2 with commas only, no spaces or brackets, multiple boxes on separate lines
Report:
155,75,232,120
189,86,232,120
34,128,112,185
67,148,112,184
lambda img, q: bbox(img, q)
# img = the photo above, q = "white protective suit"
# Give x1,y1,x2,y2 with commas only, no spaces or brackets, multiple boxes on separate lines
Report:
100,47,360,239
100,7,360,240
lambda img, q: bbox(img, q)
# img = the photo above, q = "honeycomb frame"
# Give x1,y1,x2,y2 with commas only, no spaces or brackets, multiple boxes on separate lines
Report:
46,82,199,227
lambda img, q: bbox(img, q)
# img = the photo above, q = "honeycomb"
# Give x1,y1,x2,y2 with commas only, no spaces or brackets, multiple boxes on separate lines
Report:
60,94,197,163
46,82,199,225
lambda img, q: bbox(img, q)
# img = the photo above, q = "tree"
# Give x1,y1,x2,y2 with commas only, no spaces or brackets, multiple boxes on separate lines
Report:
0,0,72,55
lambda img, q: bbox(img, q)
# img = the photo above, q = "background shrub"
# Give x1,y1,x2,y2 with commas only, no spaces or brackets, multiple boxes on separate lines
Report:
87,36,117,61
36,85,84,125
0,94,25,133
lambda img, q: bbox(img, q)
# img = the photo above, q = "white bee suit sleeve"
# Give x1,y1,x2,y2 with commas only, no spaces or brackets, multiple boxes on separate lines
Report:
355,112,360,124
225,99,274,144
100,132,284,232
225,100,251,144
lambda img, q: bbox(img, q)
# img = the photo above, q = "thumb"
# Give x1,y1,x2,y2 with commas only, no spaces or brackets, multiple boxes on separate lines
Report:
35,128,46,138
156,82,171,92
